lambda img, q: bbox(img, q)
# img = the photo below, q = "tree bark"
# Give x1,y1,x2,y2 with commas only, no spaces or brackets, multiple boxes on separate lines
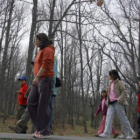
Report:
26,0,38,81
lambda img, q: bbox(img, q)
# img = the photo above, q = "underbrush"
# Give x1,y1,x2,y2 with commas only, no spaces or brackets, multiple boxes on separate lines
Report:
0,116,97,137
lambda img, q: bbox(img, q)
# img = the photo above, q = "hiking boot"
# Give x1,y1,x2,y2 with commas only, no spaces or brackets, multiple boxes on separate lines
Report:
19,126,28,134
20,130,26,134
8,125,22,133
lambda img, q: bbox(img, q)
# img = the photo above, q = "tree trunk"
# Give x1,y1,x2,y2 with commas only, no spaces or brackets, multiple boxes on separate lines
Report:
26,0,38,81
0,0,15,123
48,0,56,38
78,0,87,133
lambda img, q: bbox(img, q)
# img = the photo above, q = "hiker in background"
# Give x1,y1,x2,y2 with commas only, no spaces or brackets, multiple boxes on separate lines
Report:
8,62,34,134
94,90,119,138
27,33,55,139
49,56,57,134
15,76,28,123
99,70,134,139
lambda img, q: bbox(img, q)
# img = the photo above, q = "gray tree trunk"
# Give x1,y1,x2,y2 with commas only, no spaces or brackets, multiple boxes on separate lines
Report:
0,0,15,123
26,0,38,81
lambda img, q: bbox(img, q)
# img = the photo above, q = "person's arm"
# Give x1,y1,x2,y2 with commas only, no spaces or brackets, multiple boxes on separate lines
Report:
94,102,102,117
19,85,28,95
117,81,127,104
32,67,46,86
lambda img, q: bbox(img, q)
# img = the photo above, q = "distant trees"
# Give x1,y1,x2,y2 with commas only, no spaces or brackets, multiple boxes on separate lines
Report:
0,0,28,122
0,0,139,132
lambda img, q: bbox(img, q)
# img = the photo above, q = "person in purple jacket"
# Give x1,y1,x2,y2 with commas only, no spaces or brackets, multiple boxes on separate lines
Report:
94,90,119,138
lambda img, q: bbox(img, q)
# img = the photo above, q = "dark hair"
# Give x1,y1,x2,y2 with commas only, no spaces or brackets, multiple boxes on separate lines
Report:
101,90,107,98
36,33,53,50
109,69,121,80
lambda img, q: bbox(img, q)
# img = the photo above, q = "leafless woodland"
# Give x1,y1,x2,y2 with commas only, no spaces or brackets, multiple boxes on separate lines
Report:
0,0,139,133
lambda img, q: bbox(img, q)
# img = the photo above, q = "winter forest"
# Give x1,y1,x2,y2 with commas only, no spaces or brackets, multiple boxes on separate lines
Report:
0,0,139,133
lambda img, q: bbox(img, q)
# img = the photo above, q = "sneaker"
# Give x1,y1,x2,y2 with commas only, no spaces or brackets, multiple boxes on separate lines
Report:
126,131,135,139
118,134,126,139
94,133,99,137
113,133,119,138
8,125,22,133
99,133,110,138
34,133,51,139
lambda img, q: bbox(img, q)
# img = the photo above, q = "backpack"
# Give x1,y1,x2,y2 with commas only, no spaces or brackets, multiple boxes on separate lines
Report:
55,77,62,87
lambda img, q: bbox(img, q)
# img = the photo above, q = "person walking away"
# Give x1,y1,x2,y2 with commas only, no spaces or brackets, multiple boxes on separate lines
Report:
27,33,55,139
99,69,134,139
94,90,119,138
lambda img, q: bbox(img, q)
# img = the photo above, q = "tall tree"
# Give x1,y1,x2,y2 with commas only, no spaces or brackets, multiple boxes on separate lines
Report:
26,0,38,81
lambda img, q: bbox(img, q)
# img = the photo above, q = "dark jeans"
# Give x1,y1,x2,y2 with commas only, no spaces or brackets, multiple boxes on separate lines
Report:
27,77,54,135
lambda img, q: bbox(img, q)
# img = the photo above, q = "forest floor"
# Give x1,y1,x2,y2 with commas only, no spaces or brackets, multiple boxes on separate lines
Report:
0,116,97,137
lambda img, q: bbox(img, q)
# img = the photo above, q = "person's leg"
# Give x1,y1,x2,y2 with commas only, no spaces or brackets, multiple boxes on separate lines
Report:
27,85,39,129
100,104,115,137
9,107,30,133
112,126,119,135
112,126,119,138
97,115,106,135
115,103,134,137
37,77,54,136
17,107,30,133
17,106,26,121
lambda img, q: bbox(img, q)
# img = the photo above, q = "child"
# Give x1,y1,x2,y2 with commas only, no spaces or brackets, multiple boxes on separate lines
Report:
94,90,119,138
99,70,134,139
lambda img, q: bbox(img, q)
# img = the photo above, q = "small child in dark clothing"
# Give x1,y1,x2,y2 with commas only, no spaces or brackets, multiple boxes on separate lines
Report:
94,90,119,138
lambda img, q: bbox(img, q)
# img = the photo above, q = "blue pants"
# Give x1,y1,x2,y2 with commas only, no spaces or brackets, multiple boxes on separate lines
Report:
49,95,54,130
